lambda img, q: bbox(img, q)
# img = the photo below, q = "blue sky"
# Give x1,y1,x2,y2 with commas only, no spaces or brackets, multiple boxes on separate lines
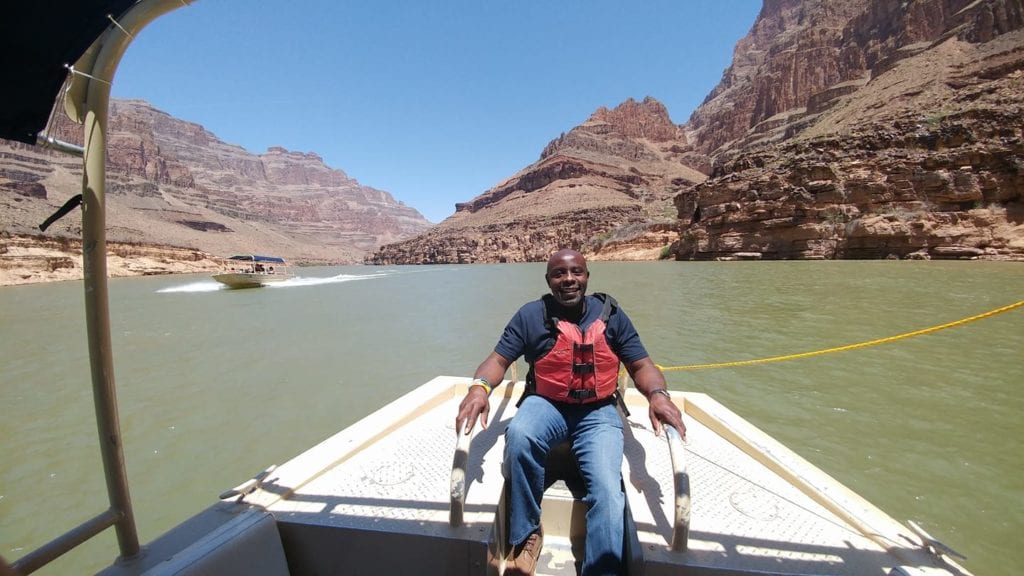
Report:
112,1,762,223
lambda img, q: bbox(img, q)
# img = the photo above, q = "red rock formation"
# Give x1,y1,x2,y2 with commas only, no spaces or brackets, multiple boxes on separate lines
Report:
672,0,1024,260
0,99,431,264
369,97,705,264
6,1,1024,269
373,0,1023,264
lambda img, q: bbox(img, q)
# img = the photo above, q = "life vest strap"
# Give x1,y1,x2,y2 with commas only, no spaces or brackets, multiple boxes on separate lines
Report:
572,342,596,374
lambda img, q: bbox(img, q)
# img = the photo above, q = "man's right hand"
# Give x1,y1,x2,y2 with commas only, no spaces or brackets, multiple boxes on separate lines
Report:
455,385,490,436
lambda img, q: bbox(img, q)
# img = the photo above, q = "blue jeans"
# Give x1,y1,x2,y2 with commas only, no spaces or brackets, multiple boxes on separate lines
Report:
504,395,625,575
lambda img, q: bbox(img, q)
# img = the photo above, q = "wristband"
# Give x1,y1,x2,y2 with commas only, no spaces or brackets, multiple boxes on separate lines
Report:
649,388,671,400
471,377,492,395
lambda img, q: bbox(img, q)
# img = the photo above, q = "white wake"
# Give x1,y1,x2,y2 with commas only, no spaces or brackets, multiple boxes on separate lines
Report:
157,271,390,293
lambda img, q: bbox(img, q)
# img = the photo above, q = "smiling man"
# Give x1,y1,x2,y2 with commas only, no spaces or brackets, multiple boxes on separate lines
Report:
456,248,685,575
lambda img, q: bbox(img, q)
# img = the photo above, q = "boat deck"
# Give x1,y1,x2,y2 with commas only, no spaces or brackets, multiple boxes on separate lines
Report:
245,376,965,576
100,376,968,575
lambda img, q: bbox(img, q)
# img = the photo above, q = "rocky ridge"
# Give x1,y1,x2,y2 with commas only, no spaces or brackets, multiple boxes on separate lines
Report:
673,0,1024,260
0,98,431,281
371,0,1024,264
369,97,706,264
4,0,1023,280
0,233,221,286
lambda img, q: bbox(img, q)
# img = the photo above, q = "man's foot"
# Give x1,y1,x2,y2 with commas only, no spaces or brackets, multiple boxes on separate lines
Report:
505,526,544,576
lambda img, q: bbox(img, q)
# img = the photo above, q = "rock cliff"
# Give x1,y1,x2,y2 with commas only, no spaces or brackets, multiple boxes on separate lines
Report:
368,97,706,264
4,0,1023,276
0,99,431,270
0,233,222,285
371,0,1024,264
673,0,1024,260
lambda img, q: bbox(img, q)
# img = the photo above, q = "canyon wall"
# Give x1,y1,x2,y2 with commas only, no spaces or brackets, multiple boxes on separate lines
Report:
0,99,430,270
672,0,1024,260
372,0,1024,264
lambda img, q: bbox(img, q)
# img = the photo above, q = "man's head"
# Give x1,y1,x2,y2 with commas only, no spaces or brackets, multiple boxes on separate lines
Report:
545,249,589,308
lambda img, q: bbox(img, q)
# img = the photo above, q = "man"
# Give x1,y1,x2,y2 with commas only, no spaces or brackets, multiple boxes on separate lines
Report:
456,249,685,576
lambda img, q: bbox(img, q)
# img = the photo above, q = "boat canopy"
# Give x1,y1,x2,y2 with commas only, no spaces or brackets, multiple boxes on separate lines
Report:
226,255,287,263
0,0,142,144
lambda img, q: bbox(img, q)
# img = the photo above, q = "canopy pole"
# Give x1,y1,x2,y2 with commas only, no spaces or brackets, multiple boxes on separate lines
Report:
81,85,140,560
72,0,195,563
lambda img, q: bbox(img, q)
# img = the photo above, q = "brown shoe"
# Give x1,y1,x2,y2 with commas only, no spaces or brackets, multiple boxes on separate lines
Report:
505,526,544,576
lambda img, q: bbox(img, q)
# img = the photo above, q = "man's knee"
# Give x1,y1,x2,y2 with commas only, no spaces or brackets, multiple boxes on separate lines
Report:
504,420,547,458
586,480,624,504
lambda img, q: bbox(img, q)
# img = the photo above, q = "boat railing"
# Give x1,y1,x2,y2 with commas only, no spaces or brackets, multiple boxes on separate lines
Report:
448,364,692,552
664,425,690,552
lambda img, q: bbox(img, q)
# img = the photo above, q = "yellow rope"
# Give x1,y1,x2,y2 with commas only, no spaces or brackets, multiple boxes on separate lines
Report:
656,299,1024,372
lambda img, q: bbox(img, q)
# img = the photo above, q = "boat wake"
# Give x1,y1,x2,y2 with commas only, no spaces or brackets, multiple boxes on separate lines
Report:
156,272,390,293
157,281,223,293
267,272,389,288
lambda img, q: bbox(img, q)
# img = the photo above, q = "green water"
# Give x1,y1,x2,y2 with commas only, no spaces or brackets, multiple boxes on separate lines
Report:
1,261,1021,574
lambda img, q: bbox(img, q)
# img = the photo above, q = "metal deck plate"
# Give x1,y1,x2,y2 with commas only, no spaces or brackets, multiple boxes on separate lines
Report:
256,378,963,575
620,400,899,575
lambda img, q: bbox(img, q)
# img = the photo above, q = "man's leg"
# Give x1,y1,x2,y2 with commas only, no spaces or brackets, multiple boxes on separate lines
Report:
503,395,567,546
571,402,625,576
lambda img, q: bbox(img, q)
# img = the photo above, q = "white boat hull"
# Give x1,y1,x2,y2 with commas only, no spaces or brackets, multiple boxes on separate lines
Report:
99,377,971,576
212,272,292,289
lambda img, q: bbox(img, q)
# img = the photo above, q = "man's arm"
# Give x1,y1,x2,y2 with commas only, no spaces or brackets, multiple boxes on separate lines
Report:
625,356,686,438
455,351,512,435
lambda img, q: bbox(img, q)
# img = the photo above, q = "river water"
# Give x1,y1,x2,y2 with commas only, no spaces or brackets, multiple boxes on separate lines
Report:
1,261,1021,575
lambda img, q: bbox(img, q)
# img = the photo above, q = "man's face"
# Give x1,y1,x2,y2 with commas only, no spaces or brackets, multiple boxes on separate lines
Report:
545,251,589,307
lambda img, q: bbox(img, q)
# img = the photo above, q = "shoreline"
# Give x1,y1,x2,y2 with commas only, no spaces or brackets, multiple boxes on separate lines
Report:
4,234,1020,288
0,234,222,287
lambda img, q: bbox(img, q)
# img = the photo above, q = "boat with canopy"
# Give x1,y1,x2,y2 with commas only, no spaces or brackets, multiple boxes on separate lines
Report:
212,255,293,288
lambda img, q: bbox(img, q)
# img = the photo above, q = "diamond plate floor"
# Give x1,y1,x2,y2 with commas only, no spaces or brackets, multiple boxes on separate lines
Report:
257,377,967,576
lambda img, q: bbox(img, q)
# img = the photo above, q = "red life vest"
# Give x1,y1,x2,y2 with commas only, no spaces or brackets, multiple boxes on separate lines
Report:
530,293,620,404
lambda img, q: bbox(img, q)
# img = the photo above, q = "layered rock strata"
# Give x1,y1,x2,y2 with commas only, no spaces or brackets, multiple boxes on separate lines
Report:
369,97,705,264
0,233,221,286
672,0,1024,260
0,99,431,274
371,0,1024,264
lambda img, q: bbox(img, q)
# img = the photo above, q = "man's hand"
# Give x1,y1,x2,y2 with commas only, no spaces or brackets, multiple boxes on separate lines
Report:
455,353,511,436
648,392,686,439
455,385,490,436
626,356,686,439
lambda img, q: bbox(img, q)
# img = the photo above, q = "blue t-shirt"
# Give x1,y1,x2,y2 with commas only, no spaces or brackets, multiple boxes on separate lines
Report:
494,294,649,365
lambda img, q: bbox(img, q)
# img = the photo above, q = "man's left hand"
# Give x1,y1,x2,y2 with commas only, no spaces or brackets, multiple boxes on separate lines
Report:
648,391,686,439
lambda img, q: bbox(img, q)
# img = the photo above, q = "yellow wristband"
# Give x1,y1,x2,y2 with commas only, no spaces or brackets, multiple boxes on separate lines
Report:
471,377,492,395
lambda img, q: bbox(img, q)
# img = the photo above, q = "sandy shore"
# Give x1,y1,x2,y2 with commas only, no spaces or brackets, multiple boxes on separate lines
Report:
0,235,222,287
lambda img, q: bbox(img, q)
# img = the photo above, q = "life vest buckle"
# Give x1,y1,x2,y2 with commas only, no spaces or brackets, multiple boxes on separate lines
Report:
567,389,597,401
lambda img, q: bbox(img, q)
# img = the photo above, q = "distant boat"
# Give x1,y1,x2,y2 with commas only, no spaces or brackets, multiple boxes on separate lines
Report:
212,255,293,289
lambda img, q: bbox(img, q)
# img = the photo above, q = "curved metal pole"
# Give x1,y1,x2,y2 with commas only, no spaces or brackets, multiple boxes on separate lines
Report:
665,425,690,552
74,0,196,562
81,82,140,560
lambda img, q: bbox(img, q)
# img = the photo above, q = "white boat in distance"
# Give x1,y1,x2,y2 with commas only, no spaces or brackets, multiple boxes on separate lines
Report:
213,255,293,289
0,1,974,575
